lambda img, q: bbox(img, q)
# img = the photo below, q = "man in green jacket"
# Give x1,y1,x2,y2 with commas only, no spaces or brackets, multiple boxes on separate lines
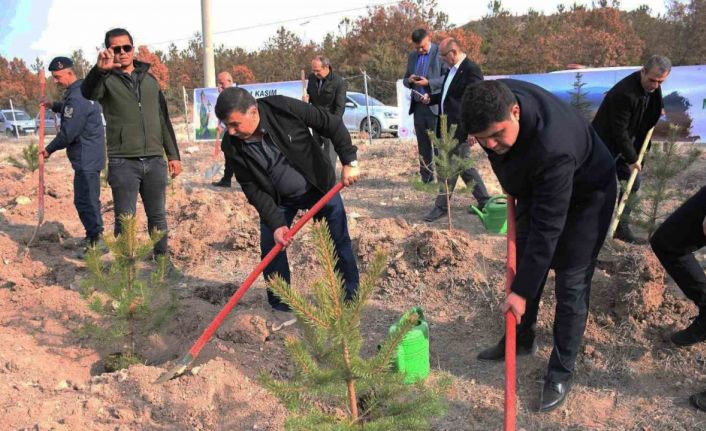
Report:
82,28,181,259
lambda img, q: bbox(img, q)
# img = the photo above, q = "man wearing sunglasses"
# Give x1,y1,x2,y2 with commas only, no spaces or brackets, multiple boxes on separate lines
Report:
81,28,181,265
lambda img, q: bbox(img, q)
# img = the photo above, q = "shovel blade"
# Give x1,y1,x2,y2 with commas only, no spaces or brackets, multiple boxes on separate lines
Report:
203,163,222,180
154,353,194,384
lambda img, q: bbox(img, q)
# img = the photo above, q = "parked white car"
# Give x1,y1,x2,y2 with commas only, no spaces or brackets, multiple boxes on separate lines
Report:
1,109,36,137
343,92,399,139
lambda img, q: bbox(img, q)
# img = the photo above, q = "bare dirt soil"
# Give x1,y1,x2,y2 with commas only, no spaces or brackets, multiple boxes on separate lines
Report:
1,131,706,430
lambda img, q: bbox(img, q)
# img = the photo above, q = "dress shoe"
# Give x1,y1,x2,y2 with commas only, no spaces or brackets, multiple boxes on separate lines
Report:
614,222,641,244
212,178,231,188
671,315,706,347
477,334,536,361
423,206,446,222
690,389,706,411
539,379,571,412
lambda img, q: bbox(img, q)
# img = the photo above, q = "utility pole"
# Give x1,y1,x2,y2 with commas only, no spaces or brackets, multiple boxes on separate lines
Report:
201,0,216,88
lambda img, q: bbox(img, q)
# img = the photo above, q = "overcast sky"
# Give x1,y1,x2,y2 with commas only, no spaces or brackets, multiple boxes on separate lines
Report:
1,0,669,65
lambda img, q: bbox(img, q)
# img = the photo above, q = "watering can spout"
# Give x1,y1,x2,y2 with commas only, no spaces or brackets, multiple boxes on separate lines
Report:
470,205,485,220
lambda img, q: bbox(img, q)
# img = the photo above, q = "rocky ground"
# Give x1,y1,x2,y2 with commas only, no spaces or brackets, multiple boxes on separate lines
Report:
1,129,706,430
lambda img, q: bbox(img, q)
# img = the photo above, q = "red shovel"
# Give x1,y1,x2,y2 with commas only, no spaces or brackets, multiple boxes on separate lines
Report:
505,195,517,431
156,182,346,383
26,69,46,249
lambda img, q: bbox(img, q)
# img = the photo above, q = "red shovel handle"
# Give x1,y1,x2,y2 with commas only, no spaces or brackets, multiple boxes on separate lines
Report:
38,69,46,222
505,195,517,431
187,181,345,359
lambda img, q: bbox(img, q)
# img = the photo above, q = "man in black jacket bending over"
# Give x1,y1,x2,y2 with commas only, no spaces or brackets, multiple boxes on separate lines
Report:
464,80,616,412
215,88,360,312
592,55,671,243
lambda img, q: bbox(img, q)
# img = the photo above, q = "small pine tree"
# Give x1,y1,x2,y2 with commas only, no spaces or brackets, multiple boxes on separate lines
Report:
6,140,39,172
629,124,701,237
568,72,593,120
426,115,475,230
260,221,449,430
80,214,177,371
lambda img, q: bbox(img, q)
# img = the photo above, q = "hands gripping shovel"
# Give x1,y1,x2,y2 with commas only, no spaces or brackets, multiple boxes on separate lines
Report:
156,182,345,383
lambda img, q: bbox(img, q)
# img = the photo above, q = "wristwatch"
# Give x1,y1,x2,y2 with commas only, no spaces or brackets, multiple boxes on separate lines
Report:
348,160,358,167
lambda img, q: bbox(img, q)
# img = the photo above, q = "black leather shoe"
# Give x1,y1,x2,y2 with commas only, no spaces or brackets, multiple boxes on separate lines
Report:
212,179,231,188
423,206,446,222
671,315,706,346
690,390,706,411
539,380,570,412
477,335,536,361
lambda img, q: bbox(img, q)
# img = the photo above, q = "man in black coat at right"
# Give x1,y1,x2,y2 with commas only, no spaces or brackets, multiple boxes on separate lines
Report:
463,80,616,412
592,55,671,243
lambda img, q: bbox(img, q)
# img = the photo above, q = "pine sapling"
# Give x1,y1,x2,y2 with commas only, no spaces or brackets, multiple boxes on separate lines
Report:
6,140,39,172
629,124,701,237
80,214,177,371
427,115,475,230
260,221,449,430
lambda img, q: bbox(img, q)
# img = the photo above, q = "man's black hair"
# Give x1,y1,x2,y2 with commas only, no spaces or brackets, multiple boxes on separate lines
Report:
461,80,517,134
411,28,428,44
215,87,257,121
105,28,134,48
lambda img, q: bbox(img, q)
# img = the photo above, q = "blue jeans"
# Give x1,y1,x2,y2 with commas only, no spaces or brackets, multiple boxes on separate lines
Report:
260,190,359,307
73,169,103,239
107,156,169,255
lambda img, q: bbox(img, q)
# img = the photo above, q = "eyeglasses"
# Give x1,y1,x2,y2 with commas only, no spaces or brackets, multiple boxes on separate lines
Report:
111,44,133,54
440,49,454,57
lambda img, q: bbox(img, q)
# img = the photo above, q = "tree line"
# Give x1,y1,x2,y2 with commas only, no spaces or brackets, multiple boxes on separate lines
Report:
2,0,704,116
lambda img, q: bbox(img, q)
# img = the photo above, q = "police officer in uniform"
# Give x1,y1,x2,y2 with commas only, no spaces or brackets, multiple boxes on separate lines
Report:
41,56,106,254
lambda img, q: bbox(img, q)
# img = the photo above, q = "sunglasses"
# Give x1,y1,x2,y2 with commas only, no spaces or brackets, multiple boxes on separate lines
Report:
111,44,133,54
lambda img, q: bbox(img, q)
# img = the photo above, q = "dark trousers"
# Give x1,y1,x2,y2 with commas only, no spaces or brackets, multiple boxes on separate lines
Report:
107,156,169,255
516,179,615,383
260,190,359,307
73,169,103,239
651,186,706,313
616,158,641,221
220,157,235,184
413,104,437,183
434,142,490,209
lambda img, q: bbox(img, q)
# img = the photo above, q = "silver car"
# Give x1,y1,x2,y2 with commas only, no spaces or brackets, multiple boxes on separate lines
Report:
343,92,399,139
1,109,36,137
35,110,61,134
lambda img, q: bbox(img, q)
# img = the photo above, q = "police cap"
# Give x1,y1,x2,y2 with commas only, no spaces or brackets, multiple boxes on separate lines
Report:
48,57,74,72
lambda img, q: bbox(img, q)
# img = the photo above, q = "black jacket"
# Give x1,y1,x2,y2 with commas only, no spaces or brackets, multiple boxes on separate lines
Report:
484,80,615,300
221,96,357,230
45,79,105,171
428,56,483,143
592,71,663,164
306,69,347,117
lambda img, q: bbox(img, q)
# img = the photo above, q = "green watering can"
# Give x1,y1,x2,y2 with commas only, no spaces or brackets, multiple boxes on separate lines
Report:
469,195,508,234
389,307,430,384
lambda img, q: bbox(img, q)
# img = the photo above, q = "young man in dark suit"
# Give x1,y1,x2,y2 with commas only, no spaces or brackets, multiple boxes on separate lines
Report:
402,28,446,183
592,55,671,243
463,80,616,412
215,88,360,312
419,37,490,222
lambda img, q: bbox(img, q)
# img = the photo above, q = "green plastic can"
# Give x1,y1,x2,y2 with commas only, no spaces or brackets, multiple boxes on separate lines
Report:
390,307,430,384
469,195,508,235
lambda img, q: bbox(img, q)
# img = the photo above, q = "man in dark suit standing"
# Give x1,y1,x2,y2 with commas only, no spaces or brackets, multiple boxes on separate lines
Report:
463,80,616,412
419,37,490,222
592,55,671,243
305,55,347,169
403,28,446,183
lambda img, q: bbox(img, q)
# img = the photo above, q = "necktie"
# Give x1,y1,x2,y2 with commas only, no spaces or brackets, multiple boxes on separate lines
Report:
415,53,428,95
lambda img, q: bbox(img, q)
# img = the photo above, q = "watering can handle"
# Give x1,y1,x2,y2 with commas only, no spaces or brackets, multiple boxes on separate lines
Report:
486,195,508,206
